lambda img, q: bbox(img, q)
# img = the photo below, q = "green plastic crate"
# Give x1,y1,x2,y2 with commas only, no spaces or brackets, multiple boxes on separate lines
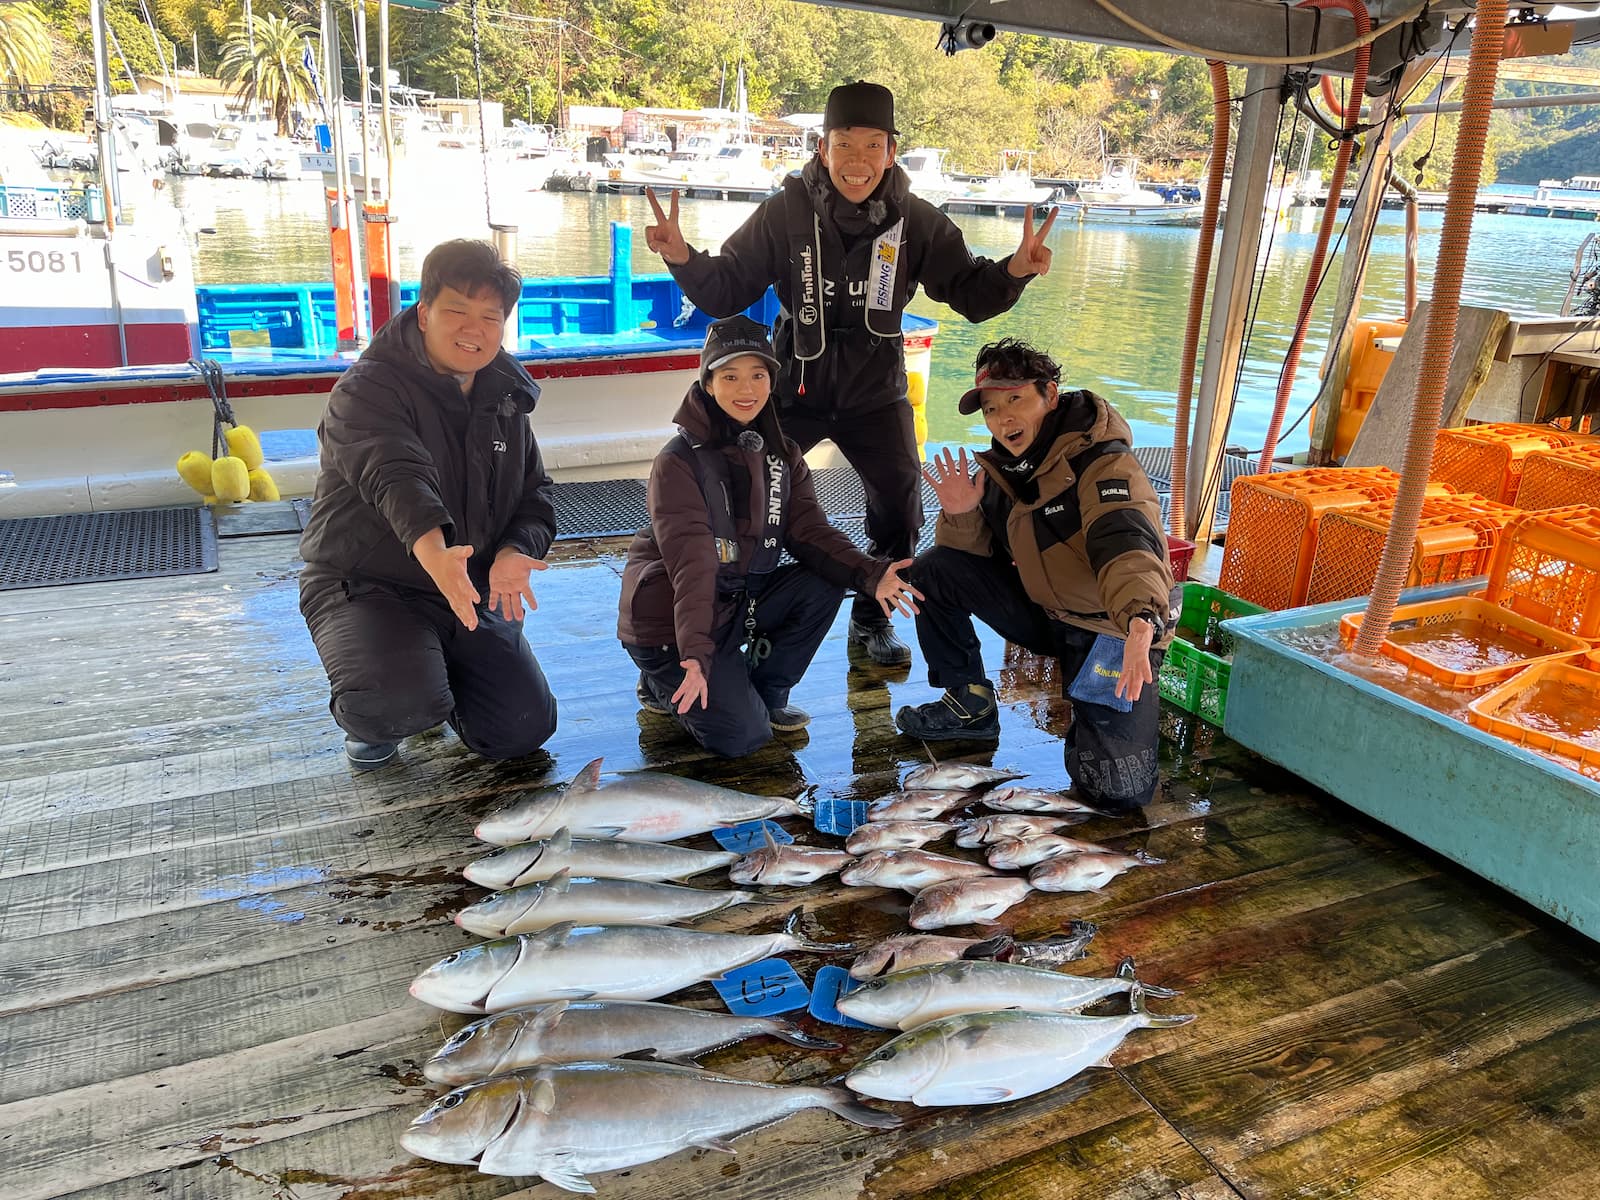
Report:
1158,583,1268,724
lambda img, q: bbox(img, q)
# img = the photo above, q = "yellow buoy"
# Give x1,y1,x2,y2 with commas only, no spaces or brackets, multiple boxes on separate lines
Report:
211,456,251,502
247,467,280,502
176,451,214,496
224,425,265,471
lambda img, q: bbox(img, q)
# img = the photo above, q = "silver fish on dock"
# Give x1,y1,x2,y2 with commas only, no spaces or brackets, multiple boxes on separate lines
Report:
845,820,955,855
838,848,995,893
422,998,839,1085
401,1059,900,1191
463,827,739,889
908,876,1033,930
835,957,1179,1030
474,756,804,845
847,922,1098,980
985,833,1115,870
453,869,760,937
901,762,1026,792
1028,850,1164,893
844,993,1195,1106
728,830,855,886
865,790,971,821
409,909,853,1013
981,786,1106,815
954,814,1084,847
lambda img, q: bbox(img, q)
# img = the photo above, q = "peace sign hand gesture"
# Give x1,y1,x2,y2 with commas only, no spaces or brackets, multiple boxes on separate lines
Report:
922,447,985,515
1007,205,1058,278
645,187,691,265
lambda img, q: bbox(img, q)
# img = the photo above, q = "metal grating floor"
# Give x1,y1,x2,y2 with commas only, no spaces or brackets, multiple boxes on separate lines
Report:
0,507,218,591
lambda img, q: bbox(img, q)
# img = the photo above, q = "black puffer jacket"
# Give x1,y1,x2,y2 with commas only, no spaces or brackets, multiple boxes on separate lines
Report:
668,158,1030,417
298,306,555,593
617,385,887,672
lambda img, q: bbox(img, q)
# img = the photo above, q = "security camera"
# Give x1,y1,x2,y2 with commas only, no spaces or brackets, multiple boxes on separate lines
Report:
939,19,997,55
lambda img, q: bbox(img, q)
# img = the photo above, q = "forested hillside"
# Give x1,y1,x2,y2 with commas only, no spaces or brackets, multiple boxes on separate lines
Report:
3,0,1598,184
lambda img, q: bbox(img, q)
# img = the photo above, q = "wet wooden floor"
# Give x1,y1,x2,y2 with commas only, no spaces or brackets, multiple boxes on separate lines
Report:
4,519,1600,1200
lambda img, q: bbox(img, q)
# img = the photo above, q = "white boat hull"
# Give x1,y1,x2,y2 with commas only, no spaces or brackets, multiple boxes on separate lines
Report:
1060,201,1202,226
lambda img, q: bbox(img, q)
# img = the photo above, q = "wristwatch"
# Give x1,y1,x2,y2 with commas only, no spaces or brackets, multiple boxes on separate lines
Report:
1131,609,1166,639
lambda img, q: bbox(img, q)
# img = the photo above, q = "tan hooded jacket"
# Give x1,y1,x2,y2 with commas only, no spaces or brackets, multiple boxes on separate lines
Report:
936,388,1175,643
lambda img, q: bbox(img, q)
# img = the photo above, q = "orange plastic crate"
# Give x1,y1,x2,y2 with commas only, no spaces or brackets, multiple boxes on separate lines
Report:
1514,443,1600,511
1483,507,1600,638
1468,658,1600,772
1305,496,1509,606
1339,595,1589,688
1430,423,1592,503
1218,467,1405,610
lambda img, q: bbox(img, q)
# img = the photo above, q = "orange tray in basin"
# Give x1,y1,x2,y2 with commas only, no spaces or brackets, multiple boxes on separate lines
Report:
1338,596,1589,689
1468,658,1600,773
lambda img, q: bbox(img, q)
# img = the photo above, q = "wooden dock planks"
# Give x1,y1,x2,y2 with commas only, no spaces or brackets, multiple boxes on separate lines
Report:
2,530,1599,1198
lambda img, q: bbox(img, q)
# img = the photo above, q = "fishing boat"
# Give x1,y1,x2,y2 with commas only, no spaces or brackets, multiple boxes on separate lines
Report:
898,145,958,209
1059,155,1203,225
945,148,1058,215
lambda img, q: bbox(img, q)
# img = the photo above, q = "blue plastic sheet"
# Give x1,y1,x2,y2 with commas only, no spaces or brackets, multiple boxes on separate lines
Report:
712,820,794,854
807,965,880,1029
712,957,809,1016
812,798,871,838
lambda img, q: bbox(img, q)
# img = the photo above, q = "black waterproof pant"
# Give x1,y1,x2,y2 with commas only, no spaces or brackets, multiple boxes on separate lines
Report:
300,575,558,761
782,399,922,626
908,545,1164,811
625,563,844,758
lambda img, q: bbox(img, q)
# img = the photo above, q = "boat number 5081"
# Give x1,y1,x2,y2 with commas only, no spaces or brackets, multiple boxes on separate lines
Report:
5,250,81,273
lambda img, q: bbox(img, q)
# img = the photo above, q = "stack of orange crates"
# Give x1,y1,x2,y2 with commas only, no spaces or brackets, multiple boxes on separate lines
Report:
1482,506,1600,638
1219,467,1441,610
1304,494,1519,606
1430,423,1594,503
1514,443,1600,510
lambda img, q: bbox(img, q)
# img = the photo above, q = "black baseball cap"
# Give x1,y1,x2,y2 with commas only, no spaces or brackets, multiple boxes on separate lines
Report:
823,81,898,136
700,316,780,386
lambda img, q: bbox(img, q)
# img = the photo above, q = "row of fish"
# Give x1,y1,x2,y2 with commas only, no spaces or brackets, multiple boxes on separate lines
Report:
399,755,1188,1192
405,759,903,1192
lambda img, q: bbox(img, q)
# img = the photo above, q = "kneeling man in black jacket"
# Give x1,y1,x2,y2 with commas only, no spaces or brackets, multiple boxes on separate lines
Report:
299,240,559,769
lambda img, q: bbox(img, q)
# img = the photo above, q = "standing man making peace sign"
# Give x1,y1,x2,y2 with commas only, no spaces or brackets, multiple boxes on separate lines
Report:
644,80,1055,666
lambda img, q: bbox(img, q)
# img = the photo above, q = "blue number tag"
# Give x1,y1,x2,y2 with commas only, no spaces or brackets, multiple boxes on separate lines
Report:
712,957,809,1016
712,820,794,854
807,965,880,1029
812,798,871,838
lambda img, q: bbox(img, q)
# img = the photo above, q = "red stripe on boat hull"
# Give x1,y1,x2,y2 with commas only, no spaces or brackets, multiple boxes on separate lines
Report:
0,324,197,374
0,350,702,412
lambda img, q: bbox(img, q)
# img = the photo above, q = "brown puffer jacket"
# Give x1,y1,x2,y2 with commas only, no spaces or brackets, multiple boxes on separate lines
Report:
618,386,889,672
936,388,1176,643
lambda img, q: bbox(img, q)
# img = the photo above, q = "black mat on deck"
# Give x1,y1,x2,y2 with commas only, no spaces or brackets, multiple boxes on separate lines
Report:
0,507,218,590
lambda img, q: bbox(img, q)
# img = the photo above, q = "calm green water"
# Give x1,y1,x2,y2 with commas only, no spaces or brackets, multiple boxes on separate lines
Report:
168,173,1593,458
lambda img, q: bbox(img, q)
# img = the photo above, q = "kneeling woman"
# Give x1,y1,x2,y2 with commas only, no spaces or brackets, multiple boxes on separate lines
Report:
618,316,921,758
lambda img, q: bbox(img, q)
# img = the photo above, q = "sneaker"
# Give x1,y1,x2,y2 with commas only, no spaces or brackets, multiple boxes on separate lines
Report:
345,736,399,770
895,683,1000,742
768,704,811,732
848,618,913,666
636,673,671,715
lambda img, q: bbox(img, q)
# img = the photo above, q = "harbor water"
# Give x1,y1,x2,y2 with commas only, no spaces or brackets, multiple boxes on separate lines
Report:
169,172,1597,459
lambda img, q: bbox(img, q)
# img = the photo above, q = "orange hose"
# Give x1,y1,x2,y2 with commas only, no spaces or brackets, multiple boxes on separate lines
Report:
1170,60,1231,539
1321,73,1349,119
1354,6,1505,656
1256,0,1371,473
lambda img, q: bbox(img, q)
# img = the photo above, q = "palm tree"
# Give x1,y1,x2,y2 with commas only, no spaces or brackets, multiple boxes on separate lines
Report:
0,3,52,100
218,12,317,137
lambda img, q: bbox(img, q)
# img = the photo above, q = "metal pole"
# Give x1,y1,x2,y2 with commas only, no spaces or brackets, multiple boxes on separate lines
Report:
244,0,255,57
1186,63,1284,544
193,31,200,73
492,223,518,351
88,0,128,366
354,0,372,200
